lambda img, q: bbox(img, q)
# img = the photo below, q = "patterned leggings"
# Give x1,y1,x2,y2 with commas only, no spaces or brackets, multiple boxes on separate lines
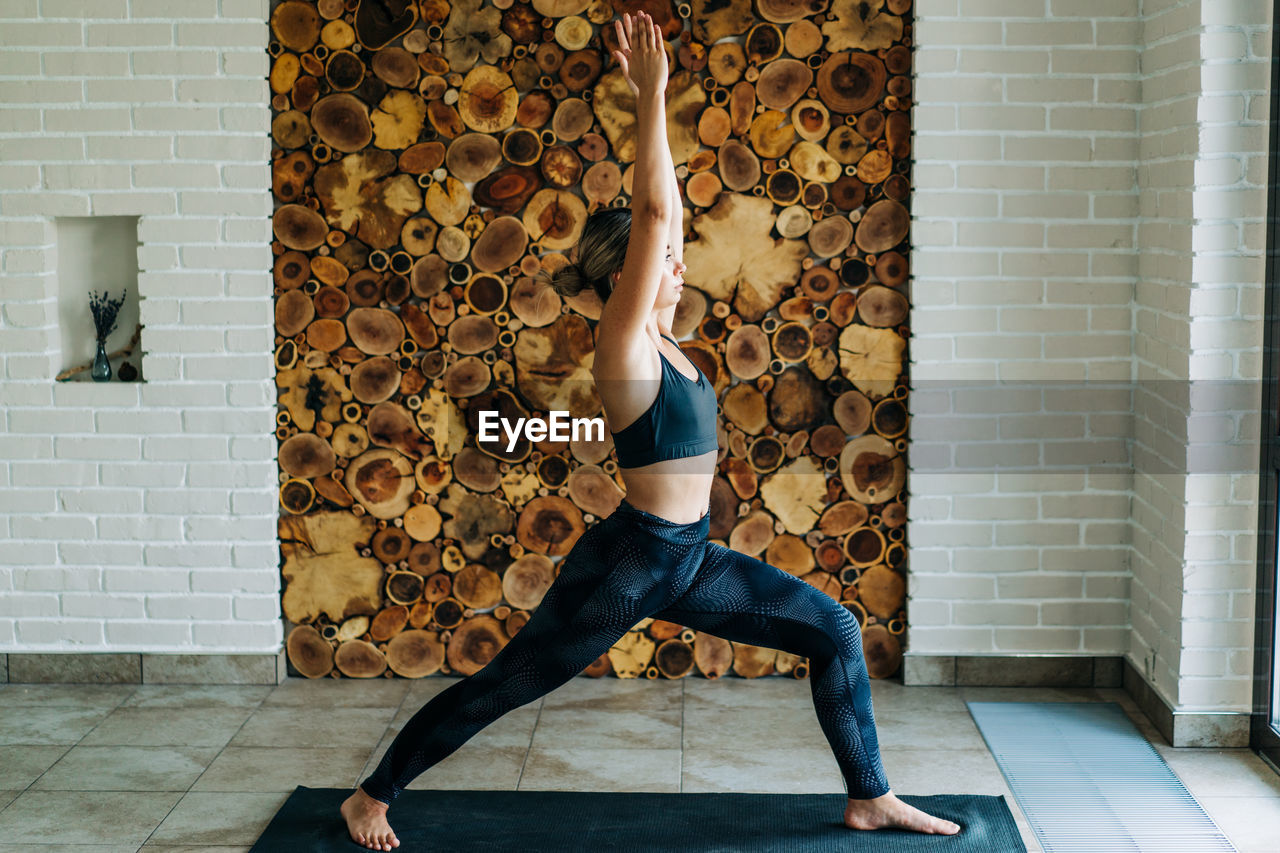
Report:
359,498,891,804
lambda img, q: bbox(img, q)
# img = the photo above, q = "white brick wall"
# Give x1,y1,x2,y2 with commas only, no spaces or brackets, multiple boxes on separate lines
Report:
910,0,1141,656
0,0,278,653
1128,0,1200,714
913,0,1270,711
1130,0,1270,712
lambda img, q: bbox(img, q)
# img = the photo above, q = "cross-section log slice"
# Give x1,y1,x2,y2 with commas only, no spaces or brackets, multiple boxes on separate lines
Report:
280,511,383,624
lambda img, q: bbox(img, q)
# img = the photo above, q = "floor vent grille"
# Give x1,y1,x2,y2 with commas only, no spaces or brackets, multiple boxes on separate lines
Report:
966,702,1236,852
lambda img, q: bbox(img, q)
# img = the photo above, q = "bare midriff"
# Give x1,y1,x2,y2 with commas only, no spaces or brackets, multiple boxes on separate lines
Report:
615,447,718,523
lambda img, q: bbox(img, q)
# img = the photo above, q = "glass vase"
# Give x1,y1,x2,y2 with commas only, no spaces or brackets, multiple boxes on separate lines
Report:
91,338,112,382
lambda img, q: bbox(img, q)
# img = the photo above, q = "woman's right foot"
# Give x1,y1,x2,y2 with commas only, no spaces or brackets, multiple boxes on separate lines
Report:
339,786,400,850
844,790,961,835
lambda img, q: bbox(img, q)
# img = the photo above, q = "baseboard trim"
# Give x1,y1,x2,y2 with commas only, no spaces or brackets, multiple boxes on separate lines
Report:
902,654,1123,688
902,653,1249,747
1121,657,1249,747
2,651,288,685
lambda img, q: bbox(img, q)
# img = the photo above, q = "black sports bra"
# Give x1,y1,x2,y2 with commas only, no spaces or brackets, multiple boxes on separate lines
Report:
610,333,719,468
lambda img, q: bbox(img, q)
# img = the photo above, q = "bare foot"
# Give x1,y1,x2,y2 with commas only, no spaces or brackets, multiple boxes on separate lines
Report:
340,787,400,851
844,790,962,835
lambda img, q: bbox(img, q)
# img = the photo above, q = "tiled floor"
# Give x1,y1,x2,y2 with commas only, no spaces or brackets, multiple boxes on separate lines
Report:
0,677,1276,852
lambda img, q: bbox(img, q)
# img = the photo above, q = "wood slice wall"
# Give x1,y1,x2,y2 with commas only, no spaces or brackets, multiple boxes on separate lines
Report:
270,0,912,682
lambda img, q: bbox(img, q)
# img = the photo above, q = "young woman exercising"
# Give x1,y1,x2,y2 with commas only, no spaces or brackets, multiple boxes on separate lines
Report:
341,12,960,849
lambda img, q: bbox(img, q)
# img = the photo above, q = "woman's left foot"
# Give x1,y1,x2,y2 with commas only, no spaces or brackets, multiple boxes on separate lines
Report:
844,790,961,834
340,787,400,850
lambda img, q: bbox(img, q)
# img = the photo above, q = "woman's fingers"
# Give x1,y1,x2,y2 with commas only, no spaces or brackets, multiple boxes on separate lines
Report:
639,13,657,53
617,10,664,61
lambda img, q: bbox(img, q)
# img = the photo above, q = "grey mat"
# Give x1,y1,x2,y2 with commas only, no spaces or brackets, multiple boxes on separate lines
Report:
250,786,1026,851
968,701,1237,852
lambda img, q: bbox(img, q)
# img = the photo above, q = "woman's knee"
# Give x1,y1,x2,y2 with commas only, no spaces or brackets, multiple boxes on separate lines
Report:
822,590,864,645
788,584,864,667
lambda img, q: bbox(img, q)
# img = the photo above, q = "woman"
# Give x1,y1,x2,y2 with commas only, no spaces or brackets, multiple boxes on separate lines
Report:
341,12,960,850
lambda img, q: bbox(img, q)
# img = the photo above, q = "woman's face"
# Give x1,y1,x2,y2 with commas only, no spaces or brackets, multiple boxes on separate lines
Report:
611,243,686,307
657,243,687,307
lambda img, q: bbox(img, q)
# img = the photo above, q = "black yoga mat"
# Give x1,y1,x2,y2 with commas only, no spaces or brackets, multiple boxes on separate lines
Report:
250,786,1026,852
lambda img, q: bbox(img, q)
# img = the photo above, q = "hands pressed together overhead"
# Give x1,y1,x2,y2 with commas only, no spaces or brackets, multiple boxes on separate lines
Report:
612,11,668,97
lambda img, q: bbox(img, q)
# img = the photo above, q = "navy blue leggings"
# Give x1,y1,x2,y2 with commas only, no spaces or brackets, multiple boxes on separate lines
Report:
359,498,890,804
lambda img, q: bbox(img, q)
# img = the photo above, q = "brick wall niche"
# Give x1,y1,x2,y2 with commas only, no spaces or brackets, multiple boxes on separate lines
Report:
56,216,144,383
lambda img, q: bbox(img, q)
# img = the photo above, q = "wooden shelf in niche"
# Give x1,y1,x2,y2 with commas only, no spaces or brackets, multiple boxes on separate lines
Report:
54,216,145,383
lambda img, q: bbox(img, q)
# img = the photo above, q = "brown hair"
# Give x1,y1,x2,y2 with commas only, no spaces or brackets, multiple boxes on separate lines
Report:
538,207,632,302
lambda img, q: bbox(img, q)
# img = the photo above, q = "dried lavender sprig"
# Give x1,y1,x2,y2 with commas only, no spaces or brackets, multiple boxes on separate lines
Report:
89,289,126,342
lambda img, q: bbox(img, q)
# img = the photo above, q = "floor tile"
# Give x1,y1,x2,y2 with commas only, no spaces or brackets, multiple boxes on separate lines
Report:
138,845,252,850
32,745,219,791
191,747,371,792
262,677,410,708
869,682,971,715
0,684,137,709
880,747,1012,796
356,734,393,784
682,675,814,710
121,685,271,709
542,675,682,712
0,745,71,788
1154,745,1280,799
0,707,112,745
400,676,463,707
148,791,289,846
682,746,844,794
387,700,539,749
0,790,182,846
683,696,829,750
0,840,138,845
1195,795,1280,852
865,708,989,751
79,707,252,748
532,704,680,750
139,846,251,852
0,679,1265,853
139,846,252,852
402,744,528,791
519,746,681,792
229,706,396,748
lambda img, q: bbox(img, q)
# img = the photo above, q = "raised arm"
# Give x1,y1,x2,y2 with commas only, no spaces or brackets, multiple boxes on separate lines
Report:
598,11,673,345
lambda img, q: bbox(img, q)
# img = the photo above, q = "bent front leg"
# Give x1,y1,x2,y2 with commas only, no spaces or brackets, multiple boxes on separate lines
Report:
650,542,891,799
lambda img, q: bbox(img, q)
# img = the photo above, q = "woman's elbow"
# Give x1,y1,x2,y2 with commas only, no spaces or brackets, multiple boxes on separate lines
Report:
634,200,672,222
